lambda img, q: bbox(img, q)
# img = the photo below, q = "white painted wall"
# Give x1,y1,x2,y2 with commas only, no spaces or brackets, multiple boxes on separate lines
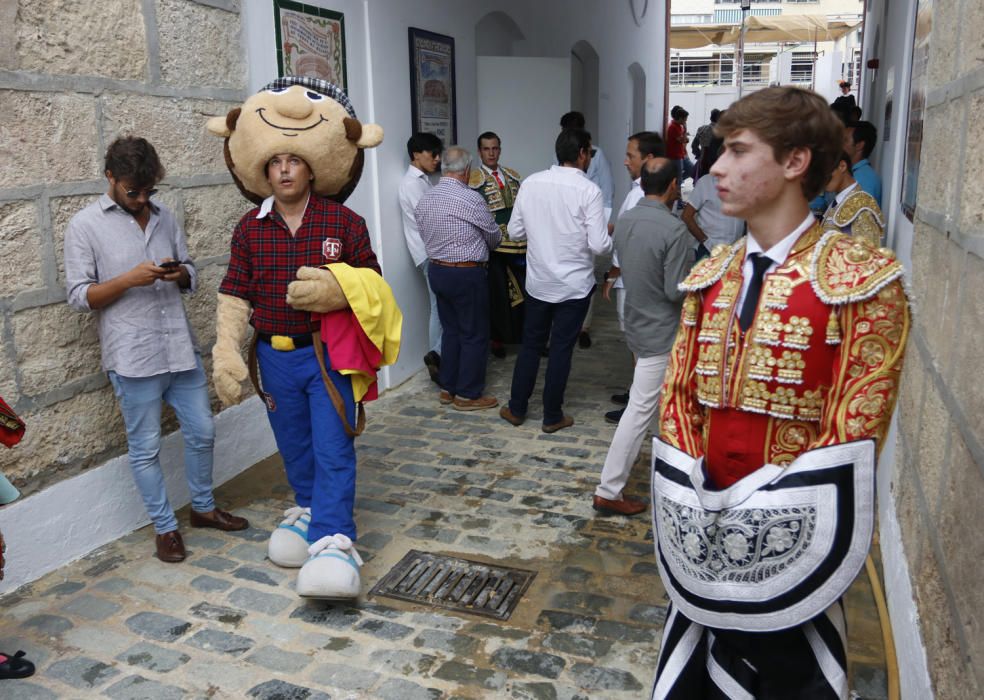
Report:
0,398,276,594
477,57,570,179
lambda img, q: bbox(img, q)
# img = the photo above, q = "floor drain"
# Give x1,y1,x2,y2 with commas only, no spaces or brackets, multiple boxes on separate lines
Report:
368,550,537,620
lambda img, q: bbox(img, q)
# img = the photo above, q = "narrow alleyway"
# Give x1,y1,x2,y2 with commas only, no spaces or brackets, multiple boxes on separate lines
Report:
0,305,888,699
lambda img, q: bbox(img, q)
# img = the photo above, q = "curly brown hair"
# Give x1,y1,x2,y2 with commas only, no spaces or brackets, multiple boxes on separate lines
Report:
104,136,166,188
715,87,843,200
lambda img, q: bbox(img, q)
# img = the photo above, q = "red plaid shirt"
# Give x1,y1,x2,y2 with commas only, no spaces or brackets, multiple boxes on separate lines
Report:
219,195,380,335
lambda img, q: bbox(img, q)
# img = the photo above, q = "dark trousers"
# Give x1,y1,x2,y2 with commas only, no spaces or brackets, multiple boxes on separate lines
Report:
508,290,592,425
428,263,490,399
488,251,526,344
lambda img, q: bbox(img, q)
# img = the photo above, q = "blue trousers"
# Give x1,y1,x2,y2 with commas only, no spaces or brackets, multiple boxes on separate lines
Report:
257,340,357,542
508,291,592,425
427,263,490,399
108,357,216,534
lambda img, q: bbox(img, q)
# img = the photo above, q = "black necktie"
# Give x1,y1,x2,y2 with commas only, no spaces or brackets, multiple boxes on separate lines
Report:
739,253,773,332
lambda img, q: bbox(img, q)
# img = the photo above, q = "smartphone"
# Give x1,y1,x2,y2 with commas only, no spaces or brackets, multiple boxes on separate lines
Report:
159,260,180,269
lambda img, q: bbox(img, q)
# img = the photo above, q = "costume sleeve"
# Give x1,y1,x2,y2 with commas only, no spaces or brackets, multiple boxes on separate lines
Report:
345,214,381,274
851,210,883,248
658,292,706,457
218,219,253,301
811,278,909,452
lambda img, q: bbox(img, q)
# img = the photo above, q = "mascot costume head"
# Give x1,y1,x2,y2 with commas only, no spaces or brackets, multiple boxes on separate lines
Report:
207,76,383,205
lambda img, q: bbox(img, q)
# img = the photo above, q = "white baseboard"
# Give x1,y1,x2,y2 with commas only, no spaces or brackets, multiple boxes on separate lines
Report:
0,396,276,594
878,420,934,699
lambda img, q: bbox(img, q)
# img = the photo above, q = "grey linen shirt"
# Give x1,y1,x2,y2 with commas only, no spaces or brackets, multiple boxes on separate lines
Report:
614,198,695,358
414,177,501,263
64,194,200,377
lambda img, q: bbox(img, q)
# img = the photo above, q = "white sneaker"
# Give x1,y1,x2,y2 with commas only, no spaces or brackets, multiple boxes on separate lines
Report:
267,506,311,568
295,533,363,599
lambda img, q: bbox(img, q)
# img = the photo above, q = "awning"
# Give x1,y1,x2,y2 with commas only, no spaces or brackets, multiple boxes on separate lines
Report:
670,15,860,50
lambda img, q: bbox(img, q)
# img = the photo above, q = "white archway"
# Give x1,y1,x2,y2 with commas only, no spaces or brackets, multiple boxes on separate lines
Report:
475,11,525,57
570,40,600,137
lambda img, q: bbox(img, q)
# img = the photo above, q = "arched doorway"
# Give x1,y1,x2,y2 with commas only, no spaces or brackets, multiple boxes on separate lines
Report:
570,40,600,137
475,11,525,57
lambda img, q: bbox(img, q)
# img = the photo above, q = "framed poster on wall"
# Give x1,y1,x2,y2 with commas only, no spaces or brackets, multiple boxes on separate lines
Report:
274,0,347,90
901,0,932,221
408,27,457,146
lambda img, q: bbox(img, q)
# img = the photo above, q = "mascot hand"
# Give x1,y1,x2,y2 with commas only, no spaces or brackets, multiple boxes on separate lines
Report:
286,266,349,313
213,293,251,407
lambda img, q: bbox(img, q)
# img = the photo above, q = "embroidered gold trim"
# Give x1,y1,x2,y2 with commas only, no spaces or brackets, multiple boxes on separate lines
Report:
810,230,904,305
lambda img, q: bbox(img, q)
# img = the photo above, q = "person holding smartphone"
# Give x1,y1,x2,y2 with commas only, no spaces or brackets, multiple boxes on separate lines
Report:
64,136,248,565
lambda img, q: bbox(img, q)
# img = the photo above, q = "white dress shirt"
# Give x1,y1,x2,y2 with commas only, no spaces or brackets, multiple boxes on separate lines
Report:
738,213,815,309
508,165,612,303
398,164,432,265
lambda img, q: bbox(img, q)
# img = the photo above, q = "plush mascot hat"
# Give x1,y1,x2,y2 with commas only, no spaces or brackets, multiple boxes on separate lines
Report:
207,76,383,204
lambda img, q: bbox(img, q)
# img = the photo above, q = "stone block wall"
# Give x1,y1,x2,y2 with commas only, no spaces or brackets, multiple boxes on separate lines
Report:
0,0,248,497
894,0,984,695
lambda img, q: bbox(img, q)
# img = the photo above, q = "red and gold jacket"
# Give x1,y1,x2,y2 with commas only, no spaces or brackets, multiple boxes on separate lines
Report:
658,225,910,488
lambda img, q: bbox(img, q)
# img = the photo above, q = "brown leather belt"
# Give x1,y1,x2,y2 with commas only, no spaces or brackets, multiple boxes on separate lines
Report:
430,259,486,268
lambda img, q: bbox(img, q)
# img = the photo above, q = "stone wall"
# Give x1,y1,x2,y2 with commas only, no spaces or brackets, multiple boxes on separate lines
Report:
894,0,984,696
0,0,248,497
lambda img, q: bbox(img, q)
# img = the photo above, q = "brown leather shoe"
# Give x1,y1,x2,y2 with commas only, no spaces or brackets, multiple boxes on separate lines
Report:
190,508,249,531
542,415,574,433
452,395,498,411
499,405,525,426
592,494,648,516
438,390,454,405
155,530,186,562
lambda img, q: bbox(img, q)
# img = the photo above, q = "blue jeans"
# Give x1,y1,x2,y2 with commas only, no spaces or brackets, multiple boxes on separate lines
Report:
428,263,491,399
418,260,442,354
108,357,216,534
508,291,592,425
257,340,357,542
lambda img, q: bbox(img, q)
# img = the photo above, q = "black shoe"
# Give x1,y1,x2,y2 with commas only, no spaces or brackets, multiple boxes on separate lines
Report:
423,351,441,384
491,343,506,359
604,407,625,424
578,331,592,348
610,391,629,406
0,650,35,679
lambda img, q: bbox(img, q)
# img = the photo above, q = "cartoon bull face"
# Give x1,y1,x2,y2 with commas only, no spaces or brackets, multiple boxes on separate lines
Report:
207,81,383,205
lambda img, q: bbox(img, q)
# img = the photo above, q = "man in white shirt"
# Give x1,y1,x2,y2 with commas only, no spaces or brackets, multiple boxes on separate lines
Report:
398,132,443,382
499,128,612,433
561,111,614,348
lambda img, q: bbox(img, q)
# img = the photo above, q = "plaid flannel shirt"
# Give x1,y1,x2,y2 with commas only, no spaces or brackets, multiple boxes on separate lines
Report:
219,195,380,335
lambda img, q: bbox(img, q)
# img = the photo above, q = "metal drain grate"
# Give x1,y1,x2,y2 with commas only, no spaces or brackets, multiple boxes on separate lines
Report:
368,550,537,620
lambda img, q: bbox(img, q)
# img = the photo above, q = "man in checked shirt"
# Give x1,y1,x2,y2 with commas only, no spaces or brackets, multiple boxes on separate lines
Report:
214,146,380,597
415,146,502,411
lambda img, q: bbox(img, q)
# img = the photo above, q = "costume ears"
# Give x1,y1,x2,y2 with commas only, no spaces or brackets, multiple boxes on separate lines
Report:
206,108,242,138
344,117,383,149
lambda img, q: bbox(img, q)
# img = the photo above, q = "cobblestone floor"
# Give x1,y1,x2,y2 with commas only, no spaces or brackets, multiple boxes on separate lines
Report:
0,305,888,699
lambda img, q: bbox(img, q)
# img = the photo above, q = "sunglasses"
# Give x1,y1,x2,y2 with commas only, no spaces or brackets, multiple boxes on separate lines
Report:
124,188,158,199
